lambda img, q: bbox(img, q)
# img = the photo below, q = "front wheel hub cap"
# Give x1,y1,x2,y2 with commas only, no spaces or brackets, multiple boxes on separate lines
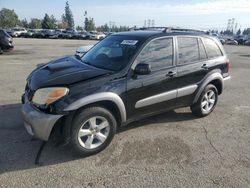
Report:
78,116,110,149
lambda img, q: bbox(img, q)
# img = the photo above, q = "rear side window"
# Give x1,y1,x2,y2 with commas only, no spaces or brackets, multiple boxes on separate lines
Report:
203,38,222,58
177,37,199,64
136,37,173,71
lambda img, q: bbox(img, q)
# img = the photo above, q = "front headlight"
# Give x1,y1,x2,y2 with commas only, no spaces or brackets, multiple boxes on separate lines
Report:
32,87,69,105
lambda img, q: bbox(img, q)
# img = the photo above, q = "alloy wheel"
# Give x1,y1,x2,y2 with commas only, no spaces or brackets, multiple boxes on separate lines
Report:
201,90,216,113
77,116,110,149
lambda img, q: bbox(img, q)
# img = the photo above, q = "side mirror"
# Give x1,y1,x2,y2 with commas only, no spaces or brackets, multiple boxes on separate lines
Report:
134,63,151,75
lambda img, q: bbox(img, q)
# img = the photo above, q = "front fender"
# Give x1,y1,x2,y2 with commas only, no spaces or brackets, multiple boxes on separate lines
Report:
63,92,126,122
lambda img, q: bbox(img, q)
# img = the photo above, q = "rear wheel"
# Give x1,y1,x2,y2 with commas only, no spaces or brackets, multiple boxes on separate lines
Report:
191,84,218,117
70,106,117,155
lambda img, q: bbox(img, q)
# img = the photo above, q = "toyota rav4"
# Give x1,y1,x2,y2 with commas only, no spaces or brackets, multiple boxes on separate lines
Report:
22,28,231,155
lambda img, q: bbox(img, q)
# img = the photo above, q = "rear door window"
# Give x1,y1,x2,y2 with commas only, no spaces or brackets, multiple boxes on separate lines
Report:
203,38,222,58
177,37,199,65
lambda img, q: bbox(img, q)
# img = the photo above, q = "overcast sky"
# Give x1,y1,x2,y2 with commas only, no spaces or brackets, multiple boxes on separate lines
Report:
1,0,250,30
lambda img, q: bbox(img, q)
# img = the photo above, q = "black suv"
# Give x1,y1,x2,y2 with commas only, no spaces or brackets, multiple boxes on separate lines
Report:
0,29,14,54
22,28,230,155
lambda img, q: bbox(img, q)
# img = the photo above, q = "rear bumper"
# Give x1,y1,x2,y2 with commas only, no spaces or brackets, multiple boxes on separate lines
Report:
22,98,63,141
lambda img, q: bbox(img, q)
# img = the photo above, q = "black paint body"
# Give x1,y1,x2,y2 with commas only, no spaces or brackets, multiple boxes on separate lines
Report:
24,31,229,124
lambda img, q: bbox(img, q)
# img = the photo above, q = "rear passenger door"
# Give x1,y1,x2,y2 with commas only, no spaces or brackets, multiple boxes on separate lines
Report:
175,36,209,106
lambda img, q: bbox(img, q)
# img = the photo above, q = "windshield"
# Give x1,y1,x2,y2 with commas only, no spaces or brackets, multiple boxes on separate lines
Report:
81,35,142,71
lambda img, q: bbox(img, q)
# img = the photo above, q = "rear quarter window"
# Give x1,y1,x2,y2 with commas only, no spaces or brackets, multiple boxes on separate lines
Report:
203,38,223,58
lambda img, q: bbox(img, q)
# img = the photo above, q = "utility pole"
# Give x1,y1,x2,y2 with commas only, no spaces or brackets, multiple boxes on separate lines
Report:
147,19,151,27
152,20,155,27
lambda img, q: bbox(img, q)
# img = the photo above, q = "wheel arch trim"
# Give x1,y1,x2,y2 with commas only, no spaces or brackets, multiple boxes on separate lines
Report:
64,92,126,122
193,72,223,104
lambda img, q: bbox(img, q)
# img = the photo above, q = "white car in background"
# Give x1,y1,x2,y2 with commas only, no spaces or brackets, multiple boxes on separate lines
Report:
225,39,238,45
12,28,27,37
75,45,94,57
89,32,106,40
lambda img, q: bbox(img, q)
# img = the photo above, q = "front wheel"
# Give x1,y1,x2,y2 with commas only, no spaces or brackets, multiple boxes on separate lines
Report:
70,106,117,155
191,84,218,117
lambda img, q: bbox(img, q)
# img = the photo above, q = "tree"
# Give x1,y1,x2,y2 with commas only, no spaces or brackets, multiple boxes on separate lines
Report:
236,29,241,35
64,1,74,29
76,25,83,31
0,8,19,28
58,14,68,29
96,23,109,32
242,28,250,35
223,30,233,35
41,14,57,29
29,18,42,29
20,18,29,28
84,17,95,31
96,24,129,32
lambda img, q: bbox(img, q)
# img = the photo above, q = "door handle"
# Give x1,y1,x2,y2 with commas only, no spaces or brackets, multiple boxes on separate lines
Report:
166,71,176,77
201,64,209,70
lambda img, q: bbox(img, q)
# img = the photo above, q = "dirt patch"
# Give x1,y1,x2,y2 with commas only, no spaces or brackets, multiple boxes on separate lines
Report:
96,136,192,166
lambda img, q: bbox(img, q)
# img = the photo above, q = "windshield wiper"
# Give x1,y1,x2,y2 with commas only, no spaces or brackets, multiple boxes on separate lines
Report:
81,60,115,72
81,60,91,65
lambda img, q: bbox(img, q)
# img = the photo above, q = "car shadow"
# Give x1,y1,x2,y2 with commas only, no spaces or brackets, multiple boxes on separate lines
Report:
0,103,196,174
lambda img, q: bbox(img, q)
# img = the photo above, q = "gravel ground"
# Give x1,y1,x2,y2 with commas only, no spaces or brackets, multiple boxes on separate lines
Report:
0,38,249,188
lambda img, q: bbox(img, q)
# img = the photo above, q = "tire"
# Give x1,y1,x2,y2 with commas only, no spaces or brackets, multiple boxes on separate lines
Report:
191,84,218,117
0,47,3,54
70,106,117,155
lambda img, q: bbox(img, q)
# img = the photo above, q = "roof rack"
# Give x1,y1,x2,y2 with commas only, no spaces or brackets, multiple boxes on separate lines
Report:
137,27,210,35
163,27,210,34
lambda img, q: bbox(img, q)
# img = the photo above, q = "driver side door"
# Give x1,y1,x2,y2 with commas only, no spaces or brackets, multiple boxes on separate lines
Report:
125,37,178,120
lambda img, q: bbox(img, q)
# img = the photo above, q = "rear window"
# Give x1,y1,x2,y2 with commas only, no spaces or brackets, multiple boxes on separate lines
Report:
203,38,223,58
177,37,199,64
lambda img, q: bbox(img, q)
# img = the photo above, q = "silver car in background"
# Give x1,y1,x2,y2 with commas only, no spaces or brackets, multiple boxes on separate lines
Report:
75,45,94,57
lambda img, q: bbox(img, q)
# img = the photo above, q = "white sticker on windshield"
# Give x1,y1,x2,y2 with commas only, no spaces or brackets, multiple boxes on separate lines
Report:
121,40,138,45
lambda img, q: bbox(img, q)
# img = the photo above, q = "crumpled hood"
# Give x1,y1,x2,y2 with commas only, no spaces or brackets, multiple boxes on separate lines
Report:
28,56,110,90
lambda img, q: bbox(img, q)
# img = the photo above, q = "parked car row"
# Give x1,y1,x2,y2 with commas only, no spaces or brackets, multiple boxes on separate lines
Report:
218,36,250,46
6,28,107,40
211,33,250,46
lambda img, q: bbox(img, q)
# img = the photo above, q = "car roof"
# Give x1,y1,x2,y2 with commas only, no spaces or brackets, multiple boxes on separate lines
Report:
112,30,211,41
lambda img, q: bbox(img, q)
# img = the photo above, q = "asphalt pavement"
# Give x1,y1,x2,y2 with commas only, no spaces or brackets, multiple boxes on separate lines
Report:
0,38,249,188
